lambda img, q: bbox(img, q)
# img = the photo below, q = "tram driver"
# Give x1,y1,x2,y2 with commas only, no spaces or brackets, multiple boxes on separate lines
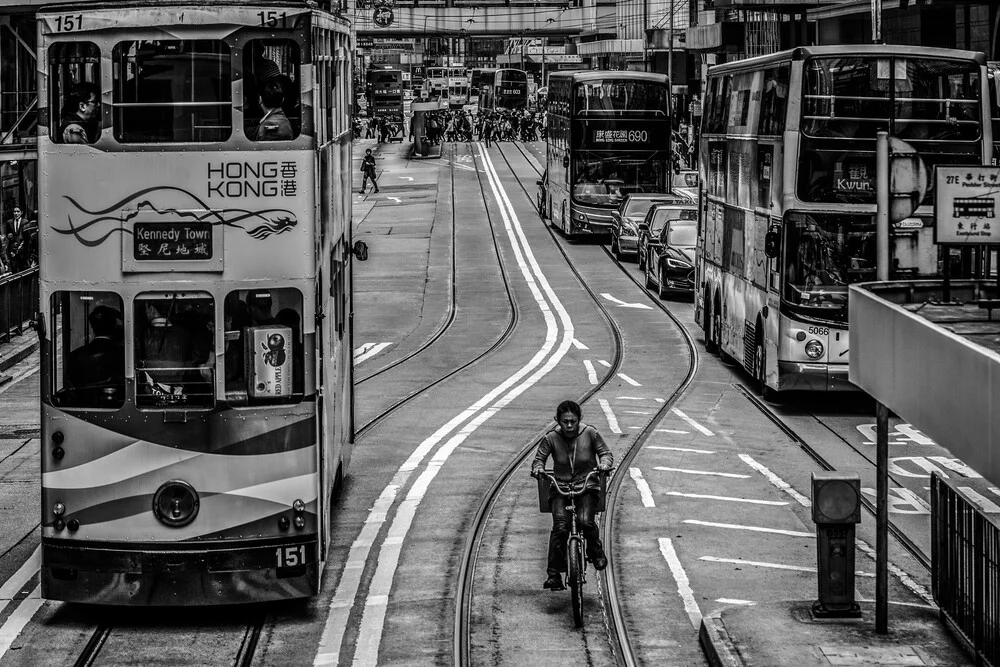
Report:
59,82,101,144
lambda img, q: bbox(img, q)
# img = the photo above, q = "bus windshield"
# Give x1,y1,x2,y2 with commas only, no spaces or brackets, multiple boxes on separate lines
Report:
573,79,668,116
782,212,876,319
572,152,668,206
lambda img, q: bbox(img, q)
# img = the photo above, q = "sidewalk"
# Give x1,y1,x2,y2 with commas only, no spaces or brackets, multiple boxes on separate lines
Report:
700,600,974,666
0,327,38,381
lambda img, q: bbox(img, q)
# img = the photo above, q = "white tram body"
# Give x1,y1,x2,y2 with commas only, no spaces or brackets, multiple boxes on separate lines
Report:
37,1,358,605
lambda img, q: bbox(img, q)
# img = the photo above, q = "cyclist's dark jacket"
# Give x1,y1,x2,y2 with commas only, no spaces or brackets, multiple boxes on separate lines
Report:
531,423,613,492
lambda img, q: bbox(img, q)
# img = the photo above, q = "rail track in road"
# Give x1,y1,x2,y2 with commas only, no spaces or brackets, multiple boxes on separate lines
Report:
452,142,700,666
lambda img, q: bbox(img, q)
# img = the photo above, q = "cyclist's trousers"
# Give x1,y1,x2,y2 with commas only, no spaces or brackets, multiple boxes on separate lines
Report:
547,490,603,575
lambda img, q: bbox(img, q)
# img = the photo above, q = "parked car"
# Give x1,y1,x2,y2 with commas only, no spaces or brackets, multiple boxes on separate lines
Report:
610,193,689,261
637,202,698,273
643,206,699,298
671,170,699,201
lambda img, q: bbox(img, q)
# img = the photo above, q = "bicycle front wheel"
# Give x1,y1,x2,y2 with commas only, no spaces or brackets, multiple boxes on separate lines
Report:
568,539,584,628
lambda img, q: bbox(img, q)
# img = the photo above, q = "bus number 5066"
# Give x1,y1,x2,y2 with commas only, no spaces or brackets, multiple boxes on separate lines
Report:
276,545,307,568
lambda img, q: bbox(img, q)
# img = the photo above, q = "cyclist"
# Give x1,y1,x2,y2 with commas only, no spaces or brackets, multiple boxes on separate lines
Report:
531,400,614,591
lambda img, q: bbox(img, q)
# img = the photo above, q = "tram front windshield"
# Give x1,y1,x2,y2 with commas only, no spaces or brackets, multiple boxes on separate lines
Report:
572,153,668,206
782,212,876,320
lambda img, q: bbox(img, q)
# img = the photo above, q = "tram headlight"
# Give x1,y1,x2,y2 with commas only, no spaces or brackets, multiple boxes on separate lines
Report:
293,515,307,530
52,502,65,516
152,480,200,528
805,339,825,359
293,499,306,514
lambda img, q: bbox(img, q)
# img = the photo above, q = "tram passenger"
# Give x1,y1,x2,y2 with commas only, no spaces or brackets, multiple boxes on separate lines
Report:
247,291,277,325
68,305,125,400
530,400,613,591
254,80,293,141
59,82,100,144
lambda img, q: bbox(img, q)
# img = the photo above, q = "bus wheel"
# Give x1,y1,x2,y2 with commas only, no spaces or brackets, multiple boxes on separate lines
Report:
714,302,733,364
755,335,778,402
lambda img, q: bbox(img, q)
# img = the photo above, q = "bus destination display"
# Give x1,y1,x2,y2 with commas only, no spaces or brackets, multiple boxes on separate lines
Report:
133,221,213,260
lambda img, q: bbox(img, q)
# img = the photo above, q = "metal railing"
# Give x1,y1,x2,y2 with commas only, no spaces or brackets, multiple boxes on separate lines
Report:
0,267,38,343
932,472,1000,666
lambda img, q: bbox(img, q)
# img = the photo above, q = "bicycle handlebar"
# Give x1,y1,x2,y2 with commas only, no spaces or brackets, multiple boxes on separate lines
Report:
539,469,610,497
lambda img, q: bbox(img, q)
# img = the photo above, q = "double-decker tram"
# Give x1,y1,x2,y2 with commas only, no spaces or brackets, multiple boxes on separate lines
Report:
540,71,670,236
37,1,364,605
480,68,529,112
696,45,991,396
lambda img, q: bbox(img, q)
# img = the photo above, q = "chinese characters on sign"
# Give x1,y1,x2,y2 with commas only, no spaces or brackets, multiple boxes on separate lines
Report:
935,166,1000,245
134,222,213,261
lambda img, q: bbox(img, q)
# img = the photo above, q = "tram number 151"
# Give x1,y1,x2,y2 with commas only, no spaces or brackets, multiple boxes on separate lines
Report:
276,545,307,568
54,14,84,32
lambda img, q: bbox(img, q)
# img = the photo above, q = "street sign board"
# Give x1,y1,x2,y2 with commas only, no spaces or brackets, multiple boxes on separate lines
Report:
935,166,1000,245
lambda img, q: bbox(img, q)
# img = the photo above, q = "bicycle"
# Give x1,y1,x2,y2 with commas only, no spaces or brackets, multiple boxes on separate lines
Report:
538,468,609,628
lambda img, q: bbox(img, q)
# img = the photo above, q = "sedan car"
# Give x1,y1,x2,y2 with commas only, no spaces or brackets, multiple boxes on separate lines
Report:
642,206,699,298
610,193,690,261
637,202,697,273
671,170,699,202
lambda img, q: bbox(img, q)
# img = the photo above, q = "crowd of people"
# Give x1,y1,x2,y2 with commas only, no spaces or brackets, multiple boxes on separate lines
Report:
0,205,38,276
352,107,547,147
353,114,404,143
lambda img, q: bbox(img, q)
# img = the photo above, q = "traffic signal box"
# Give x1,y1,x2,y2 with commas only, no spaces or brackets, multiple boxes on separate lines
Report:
811,471,862,618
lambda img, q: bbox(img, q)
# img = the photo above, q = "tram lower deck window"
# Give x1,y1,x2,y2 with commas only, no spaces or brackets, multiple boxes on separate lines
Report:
50,292,125,409
224,288,304,406
134,293,215,408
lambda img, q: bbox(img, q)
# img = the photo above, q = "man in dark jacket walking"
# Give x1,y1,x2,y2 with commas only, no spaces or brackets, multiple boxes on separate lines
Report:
361,148,379,194
531,400,613,591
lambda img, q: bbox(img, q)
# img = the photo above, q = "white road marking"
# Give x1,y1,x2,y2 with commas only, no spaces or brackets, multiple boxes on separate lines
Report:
930,457,982,478
0,366,38,396
601,293,653,309
649,446,710,453
387,196,402,203
683,519,812,537
958,487,1000,512
655,429,690,435
0,586,42,661
571,338,588,350
597,359,611,367
855,540,933,606
353,342,391,364
670,408,714,436
398,176,414,181
616,396,647,401
583,360,598,385
654,398,665,403
666,491,788,506
623,410,650,415
700,556,876,578
335,142,577,667
0,546,40,615
716,598,756,606
629,468,656,507
617,373,641,386
739,454,811,507
599,399,622,434
659,538,702,628
654,467,750,479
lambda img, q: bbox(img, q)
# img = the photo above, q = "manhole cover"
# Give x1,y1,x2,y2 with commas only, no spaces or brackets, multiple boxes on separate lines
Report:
820,645,926,665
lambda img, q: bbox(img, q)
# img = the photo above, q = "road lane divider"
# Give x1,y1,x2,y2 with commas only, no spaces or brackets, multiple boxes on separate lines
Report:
629,468,656,507
665,491,788,506
670,408,714,436
682,520,812,538
583,360,598,385
658,538,702,628
654,467,750,479
598,398,622,434
699,556,876,578
649,446,712,454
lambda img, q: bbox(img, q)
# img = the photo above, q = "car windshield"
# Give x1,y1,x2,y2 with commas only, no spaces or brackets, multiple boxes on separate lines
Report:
624,199,659,218
649,207,697,236
782,212,876,321
666,222,697,246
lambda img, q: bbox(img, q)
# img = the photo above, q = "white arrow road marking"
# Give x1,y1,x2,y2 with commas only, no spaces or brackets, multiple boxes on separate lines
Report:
959,487,1000,512
601,293,653,309
659,538,702,628
354,343,391,364
670,408,713,436
629,468,655,507
571,338,588,350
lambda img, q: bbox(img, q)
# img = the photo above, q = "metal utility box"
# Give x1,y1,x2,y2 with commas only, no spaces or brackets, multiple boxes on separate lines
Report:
811,471,862,618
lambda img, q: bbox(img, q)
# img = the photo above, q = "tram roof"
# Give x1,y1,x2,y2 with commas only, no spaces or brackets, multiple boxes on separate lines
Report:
547,70,669,84
707,44,987,75
30,0,338,11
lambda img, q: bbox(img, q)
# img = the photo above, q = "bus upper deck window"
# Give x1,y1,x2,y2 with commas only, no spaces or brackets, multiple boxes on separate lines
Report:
112,40,232,143
51,292,125,409
49,42,101,144
244,40,301,142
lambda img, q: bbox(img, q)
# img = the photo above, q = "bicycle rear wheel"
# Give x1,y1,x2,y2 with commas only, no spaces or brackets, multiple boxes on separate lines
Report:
568,539,584,628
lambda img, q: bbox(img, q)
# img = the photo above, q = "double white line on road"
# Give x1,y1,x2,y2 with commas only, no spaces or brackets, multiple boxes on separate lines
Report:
314,143,576,666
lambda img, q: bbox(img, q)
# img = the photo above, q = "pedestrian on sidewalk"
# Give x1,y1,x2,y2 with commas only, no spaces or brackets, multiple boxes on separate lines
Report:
360,148,379,194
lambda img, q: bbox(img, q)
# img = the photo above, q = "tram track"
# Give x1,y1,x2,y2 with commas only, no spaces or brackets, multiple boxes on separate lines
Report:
453,142,700,666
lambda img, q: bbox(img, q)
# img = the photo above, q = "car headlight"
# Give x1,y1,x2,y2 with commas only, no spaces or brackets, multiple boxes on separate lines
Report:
621,223,638,237
666,258,692,269
805,339,824,359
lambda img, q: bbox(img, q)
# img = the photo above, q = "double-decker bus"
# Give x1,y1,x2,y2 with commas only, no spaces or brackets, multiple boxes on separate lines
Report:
37,0,365,605
469,67,496,107
480,68,530,112
696,45,990,397
369,67,404,121
539,71,671,236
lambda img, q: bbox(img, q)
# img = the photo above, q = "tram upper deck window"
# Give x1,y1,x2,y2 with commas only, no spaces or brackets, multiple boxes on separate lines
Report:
244,40,301,142
49,42,101,144
134,293,215,409
224,288,303,406
50,292,125,409
112,40,231,143
573,80,668,116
